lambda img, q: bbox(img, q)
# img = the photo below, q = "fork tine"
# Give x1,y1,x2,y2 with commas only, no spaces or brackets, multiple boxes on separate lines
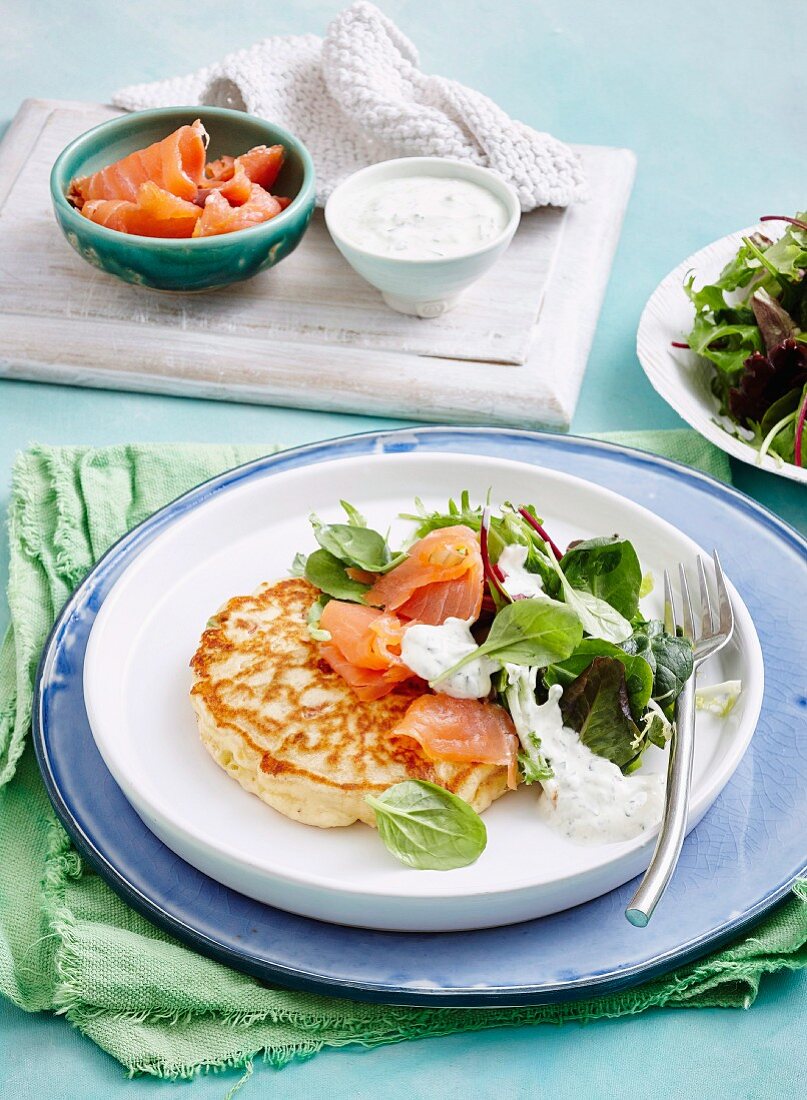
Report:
712,550,734,638
678,563,696,641
696,556,715,636
663,569,676,634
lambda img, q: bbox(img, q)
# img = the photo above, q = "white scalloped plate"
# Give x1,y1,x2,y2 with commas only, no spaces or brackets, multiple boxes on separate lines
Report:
637,225,807,485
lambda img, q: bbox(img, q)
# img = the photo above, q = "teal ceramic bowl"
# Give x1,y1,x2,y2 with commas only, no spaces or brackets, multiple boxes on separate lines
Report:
50,106,316,292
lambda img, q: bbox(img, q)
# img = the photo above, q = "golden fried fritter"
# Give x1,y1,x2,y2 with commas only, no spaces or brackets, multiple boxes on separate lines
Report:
190,578,509,828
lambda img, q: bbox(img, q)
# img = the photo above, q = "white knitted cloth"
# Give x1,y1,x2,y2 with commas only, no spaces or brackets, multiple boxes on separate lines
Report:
113,2,585,211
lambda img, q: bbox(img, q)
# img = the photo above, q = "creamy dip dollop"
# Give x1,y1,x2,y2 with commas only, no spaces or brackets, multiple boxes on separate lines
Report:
507,670,665,845
401,617,498,699
340,175,509,260
497,544,545,600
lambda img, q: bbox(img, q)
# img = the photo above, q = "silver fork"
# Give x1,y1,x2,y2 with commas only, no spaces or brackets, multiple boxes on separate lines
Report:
625,551,735,927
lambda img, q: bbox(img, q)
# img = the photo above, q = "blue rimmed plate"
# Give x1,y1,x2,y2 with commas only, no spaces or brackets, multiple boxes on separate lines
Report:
34,429,807,1005
80,448,762,931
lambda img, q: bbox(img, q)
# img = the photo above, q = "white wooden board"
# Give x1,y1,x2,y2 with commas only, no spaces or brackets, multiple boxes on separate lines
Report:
0,99,635,428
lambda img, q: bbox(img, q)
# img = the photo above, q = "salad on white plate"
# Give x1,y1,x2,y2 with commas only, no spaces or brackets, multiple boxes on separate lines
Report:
293,492,741,870
678,213,807,469
638,212,807,482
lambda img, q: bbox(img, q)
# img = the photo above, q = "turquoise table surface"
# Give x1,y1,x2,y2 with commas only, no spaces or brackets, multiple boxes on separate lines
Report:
0,0,804,1095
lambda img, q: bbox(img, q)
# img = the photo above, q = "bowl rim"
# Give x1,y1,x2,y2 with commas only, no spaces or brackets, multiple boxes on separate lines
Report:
324,155,521,266
50,105,317,249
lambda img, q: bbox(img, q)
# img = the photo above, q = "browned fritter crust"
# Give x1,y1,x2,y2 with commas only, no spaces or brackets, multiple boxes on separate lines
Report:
189,577,509,827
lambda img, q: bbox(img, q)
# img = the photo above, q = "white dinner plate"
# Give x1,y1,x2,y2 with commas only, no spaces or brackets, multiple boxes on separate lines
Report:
637,225,807,485
83,451,763,931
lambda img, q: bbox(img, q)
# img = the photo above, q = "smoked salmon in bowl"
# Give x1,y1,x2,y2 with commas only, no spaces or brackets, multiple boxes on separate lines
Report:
50,106,316,292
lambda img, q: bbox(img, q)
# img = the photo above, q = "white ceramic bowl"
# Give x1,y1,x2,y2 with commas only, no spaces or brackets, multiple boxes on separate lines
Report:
324,157,521,317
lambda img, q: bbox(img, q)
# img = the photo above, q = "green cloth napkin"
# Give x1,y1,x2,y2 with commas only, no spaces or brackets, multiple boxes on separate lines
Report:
1,431,805,1082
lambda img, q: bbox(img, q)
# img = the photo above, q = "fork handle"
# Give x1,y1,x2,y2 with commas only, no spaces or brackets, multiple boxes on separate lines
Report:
625,672,697,927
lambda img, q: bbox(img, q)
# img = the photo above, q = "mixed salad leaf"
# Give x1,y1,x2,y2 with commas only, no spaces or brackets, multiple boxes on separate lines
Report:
311,509,405,574
558,656,642,771
304,548,369,601
293,493,715,871
560,537,643,620
681,213,807,467
434,596,583,681
365,779,487,871
545,638,653,720
621,619,694,716
517,731,554,785
544,548,632,644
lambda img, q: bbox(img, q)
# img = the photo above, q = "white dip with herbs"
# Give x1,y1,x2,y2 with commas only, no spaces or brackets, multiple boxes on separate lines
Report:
341,176,509,260
508,671,665,845
497,544,546,599
401,617,498,700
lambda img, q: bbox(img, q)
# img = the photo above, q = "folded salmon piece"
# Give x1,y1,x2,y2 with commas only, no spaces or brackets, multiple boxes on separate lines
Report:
197,162,253,206
192,184,286,238
390,694,519,788
80,181,202,238
69,120,208,208
205,144,285,191
318,601,418,701
365,525,484,625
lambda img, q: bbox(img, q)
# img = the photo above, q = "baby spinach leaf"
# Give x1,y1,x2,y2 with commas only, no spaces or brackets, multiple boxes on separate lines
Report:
621,626,655,670
561,584,632,644
559,656,642,769
309,501,407,574
622,620,694,711
365,780,487,870
759,386,802,438
649,631,694,709
544,638,653,720
312,519,392,572
544,549,632,643
304,549,370,601
758,382,807,464
434,597,583,683
560,537,643,620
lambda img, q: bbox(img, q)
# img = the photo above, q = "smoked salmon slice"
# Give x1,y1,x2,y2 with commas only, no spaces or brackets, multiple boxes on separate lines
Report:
192,184,285,237
197,162,253,206
319,643,414,701
80,181,202,238
318,601,418,701
205,144,285,191
69,120,207,208
67,126,290,240
365,525,484,626
389,695,519,788
320,602,407,670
